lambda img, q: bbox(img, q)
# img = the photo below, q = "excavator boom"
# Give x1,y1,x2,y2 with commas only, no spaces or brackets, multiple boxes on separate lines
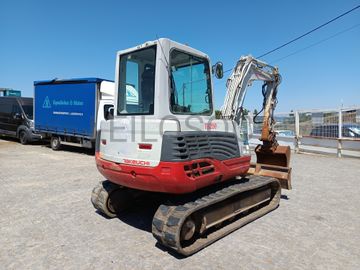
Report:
221,56,292,189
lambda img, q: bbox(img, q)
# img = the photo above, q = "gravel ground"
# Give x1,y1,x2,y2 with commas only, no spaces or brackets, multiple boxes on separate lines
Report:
0,138,359,270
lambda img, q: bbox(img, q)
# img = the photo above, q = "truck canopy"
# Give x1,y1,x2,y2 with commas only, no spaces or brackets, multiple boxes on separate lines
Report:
34,78,113,138
34,77,113,85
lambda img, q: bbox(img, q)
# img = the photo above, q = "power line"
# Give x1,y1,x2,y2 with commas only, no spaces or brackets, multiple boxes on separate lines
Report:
270,23,360,64
257,4,360,58
219,5,360,78
215,23,360,87
215,5,360,85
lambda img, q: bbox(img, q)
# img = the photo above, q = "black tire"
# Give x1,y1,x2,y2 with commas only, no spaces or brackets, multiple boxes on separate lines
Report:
50,136,61,150
19,130,28,145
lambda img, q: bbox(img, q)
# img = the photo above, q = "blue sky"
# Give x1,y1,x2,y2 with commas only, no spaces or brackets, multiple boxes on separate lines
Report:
1,0,359,112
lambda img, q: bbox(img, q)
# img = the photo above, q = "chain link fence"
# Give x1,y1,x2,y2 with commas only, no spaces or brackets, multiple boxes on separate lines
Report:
246,107,360,158
298,110,339,138
298,109,360,139
251,112,295,137
342,109,360,138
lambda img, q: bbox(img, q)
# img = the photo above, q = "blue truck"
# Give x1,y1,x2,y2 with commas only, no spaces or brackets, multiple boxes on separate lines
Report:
34,78,114,150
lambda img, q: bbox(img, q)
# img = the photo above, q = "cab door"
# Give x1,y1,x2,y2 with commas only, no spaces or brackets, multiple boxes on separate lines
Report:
10,99,24,133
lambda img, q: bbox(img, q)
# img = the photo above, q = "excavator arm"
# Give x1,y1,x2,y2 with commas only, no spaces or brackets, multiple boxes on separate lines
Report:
221,56,292,189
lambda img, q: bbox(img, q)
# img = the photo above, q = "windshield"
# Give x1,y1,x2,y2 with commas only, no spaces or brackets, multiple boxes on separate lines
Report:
22,104,33,119
170,50,212,115
349,126,360,135
117,46,156,115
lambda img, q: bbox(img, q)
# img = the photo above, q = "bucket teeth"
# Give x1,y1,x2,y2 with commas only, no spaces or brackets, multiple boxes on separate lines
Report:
248,163,292,190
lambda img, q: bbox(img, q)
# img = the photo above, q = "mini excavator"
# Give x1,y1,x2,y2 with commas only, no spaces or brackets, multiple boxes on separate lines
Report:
91,39,291,256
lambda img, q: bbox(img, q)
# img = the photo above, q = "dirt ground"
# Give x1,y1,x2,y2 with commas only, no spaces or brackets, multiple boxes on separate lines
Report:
0,138,359,270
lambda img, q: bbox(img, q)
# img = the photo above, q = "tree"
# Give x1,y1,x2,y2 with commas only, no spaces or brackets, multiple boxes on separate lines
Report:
215,110,222,119
215,108,249,120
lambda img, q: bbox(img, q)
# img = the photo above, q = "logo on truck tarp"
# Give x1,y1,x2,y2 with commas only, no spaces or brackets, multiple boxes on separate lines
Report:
43,96,51,109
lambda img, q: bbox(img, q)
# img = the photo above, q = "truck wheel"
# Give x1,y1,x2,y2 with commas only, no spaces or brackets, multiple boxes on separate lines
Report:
50,136,61,150
19,130,28,145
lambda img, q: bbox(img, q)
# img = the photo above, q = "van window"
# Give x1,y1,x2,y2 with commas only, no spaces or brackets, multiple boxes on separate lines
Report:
12,103,21,114
21,105,33,119
0,99,14,114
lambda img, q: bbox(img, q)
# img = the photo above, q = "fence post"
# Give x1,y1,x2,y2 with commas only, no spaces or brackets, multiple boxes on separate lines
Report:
248,113,254,135
337,109,342,158
295,111,300,153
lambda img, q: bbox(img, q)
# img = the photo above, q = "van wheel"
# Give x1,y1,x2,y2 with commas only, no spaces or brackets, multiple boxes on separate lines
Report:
50,136,61,150
19,131,28,145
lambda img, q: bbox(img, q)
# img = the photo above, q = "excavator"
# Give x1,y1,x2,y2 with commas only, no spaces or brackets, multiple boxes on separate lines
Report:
91,38,292,256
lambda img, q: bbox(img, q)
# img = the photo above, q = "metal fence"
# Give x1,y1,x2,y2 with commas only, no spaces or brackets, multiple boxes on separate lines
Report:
247,107,360,158
251,112,295,137
297,109,360,139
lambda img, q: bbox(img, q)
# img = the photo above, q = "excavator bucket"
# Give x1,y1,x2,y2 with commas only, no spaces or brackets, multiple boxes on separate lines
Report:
248,145,292,190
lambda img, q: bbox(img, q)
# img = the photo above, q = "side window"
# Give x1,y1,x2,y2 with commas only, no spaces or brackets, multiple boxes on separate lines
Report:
117,46,156,115
12,102,21,114
0,100,13,115
0,100,4,114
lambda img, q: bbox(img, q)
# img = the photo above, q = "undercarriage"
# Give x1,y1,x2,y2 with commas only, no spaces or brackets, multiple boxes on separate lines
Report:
91,175,281,256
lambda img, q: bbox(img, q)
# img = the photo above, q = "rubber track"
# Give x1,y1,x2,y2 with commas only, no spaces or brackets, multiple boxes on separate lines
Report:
152,175,281,256
91,180,121,218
